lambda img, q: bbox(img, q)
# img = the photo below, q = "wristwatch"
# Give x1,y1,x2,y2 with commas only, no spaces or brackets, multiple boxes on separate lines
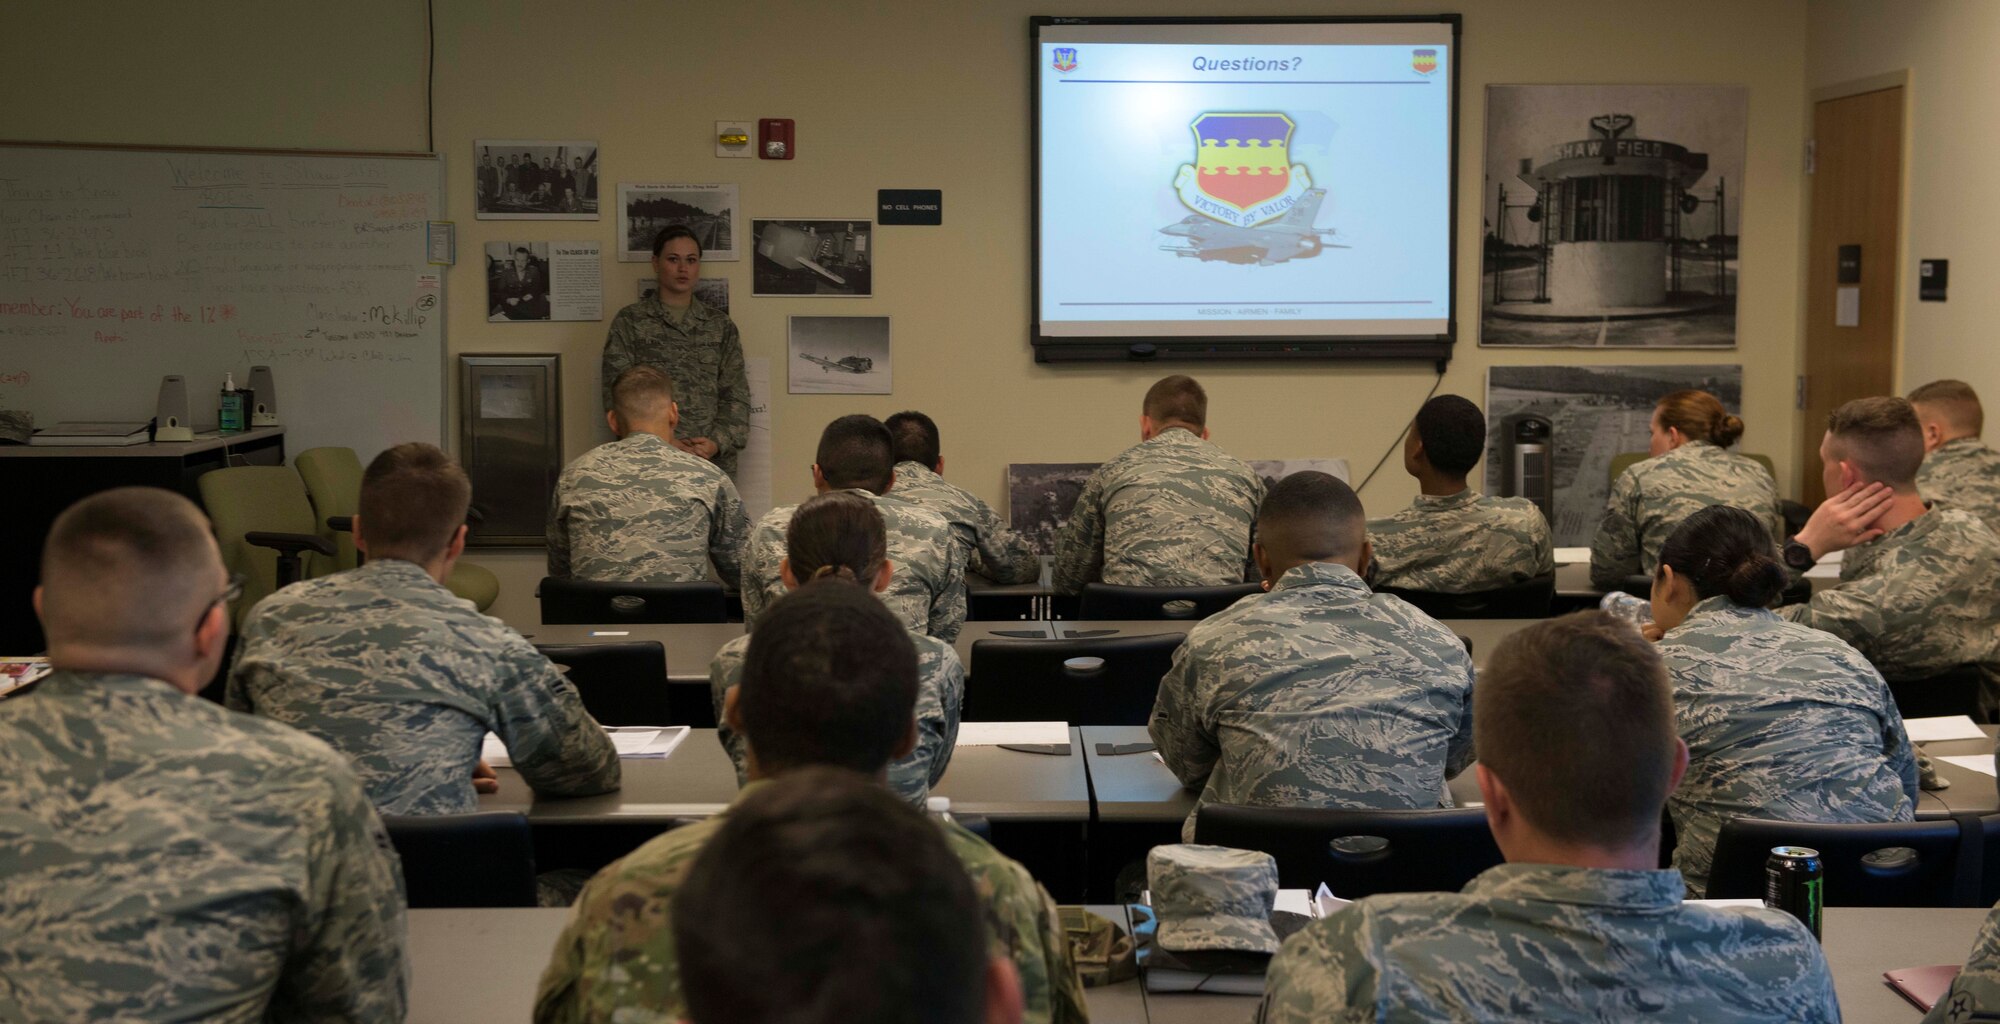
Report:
1782,539,1816,571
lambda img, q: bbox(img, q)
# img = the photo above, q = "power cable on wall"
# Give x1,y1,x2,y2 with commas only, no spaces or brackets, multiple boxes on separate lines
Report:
1351,364,1448,495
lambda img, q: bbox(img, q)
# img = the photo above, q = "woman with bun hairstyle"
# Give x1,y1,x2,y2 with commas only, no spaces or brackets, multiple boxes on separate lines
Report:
1648,504,1916,897
709,490,963,806
1590,389,1785,588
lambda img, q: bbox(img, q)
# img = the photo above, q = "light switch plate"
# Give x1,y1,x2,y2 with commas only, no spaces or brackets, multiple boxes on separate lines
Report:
715,121,753,159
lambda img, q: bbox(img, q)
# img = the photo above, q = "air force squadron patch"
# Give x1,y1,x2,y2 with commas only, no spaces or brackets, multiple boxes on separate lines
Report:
1172,113,1313,227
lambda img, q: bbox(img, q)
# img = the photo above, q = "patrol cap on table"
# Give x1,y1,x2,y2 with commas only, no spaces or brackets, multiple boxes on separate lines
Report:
1147,843,1281,955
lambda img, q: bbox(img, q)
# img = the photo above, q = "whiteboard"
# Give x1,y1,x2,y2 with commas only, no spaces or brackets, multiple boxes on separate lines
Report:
0,143,443,460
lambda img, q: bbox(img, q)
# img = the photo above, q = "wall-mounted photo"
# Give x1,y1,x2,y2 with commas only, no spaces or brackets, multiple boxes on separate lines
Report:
1480,85,1747,348
486,241,602,322
639,276,728,313
753,219,873,297
619,183,738,262
788,315,890,394
474,140,599,219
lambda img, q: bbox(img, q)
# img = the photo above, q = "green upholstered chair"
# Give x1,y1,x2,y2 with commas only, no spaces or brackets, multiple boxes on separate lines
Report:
293,446,500,612
197,466,336,623
1607,450,1775,486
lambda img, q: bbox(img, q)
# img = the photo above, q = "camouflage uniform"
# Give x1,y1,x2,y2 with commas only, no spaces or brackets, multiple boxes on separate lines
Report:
547,431,749,585
1660,596,1918,896
1918,437,2000,533
0,671,408,1021
1929,901,2000,1023
1149,561,1476,842
533,779,1090,1024
1258,863,1840,1023
1777,506,2000,682
601,294,750,476
1052,428,1265,595
227,559,622,815
891,461,1042,584
1367,489,1555,593
707,627,964,806
739,489,968,642
1590,441,1783,587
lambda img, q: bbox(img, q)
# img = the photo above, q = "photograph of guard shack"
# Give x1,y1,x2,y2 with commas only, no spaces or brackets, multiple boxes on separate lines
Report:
1481,85,1747,347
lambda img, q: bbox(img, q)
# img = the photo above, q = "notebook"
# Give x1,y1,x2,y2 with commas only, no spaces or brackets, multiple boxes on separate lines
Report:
1884,964,1961,1012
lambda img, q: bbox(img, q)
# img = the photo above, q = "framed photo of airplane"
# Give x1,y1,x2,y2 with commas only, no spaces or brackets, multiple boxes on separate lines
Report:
788,315,890,394
753,219,873,296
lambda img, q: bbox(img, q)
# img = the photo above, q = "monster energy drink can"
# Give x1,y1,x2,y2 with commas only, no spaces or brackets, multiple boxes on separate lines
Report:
1765,846,1823,940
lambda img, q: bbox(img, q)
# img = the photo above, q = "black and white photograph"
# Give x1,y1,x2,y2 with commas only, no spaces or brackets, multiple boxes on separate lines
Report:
474,140,599,219
1006,463,1098,557
1483,363,1744,545
1481,85,1747,348
753,219,873,296
486,240,603,322
788,315,890,394
1249,459,1352,491
639,276,729,313
619,183,738,262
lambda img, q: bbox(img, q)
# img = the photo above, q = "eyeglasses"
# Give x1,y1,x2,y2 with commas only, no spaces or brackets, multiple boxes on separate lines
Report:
200,572,246,629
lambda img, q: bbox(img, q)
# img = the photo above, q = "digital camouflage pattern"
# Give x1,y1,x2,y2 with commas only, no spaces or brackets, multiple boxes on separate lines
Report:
707,625,964,806
739,488,968,642
0,671,408,1023
546,431,749,584
1147,844,1281,954
1367,489,1555,593
1778,506,2000,683
1590,441,1784,587
1918,437,2000,534
1660,596,1918,896
532,780,1090,1024
600,294,750,476
1149,561,1476,842
890,461,1042,583
1926,900,2000,1023
1257,864,1840,1024
1052,428,1265,594
227,559,621,815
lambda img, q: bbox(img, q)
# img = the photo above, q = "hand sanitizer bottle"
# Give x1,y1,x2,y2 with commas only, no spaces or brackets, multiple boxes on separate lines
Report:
219,372,246,433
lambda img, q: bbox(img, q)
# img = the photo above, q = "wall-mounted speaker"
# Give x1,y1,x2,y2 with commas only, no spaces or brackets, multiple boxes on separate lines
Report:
247,365,278,426
155,375,194,442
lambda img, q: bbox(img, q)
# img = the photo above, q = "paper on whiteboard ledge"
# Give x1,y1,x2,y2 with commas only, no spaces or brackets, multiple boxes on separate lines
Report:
955,721,1069,746
1553,547,1591,564
1905,715,1987,744
481,725,690,767
1938,755,1999,778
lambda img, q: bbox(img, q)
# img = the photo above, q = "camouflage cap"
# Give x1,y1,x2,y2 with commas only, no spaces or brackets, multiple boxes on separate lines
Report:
0,410,30,444
1147,843,1280,954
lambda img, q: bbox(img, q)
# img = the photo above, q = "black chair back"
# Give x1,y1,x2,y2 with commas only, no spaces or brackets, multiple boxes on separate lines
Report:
966,633,1183,725
383,811,537,908
1376,573,1556,620
535,641,685,727
1884,665,1989,723
1706,816,1967,907
538,576,728,624
1076,582,1262,621
1954,812,2000,908
1193,803,1503,897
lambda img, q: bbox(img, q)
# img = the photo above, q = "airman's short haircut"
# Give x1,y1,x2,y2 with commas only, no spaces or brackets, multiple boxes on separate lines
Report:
1257,471,1364,563
39,487,221,649
358,442,471,561
674,767,988,1024
884,411,941,469
610,365,675,421
1143,375,1207,430
1907,379,1984,436
1476,612,1677,848
815,414,896,495
1826,396,1926,488
739,582,919,777
1413,395,1488,477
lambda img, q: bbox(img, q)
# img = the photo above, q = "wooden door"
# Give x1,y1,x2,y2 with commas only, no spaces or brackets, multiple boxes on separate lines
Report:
1800,87,1903,506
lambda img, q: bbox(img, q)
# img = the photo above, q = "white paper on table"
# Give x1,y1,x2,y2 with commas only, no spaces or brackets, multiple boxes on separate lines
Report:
1905,716,1987,744
482,725,690,767
1553,547,1591,564
955,721,1069,746
1273,884,1350,919
480,733,512,768
1804,563,1842,580
1938,754,1999,778
1690,898,1766,909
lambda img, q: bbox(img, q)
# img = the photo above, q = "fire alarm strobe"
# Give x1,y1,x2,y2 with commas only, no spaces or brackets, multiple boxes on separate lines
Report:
759,119,795,160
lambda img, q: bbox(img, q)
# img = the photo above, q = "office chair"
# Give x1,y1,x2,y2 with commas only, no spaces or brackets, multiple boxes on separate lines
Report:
1884,664,1991,723
382,811,538,908
534,640,712,728
537,576,729,624
1076,582,1262,621
293,446,500,612
1706,816,1967,907
197,466,336,620
966,632,1183,725
1193,804,1505,898
1376,573,1556,619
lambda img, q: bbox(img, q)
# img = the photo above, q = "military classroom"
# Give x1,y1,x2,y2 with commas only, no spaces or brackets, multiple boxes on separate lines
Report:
8,2,2000,1022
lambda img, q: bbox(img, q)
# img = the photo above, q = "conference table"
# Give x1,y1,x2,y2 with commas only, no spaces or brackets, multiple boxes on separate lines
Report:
520,620,1058,684
407,904,1992,1023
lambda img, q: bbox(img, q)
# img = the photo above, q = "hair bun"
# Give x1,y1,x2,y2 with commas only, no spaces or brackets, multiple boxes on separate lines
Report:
806,563,860,584
1714,414,1746,448
1723,554,1786,608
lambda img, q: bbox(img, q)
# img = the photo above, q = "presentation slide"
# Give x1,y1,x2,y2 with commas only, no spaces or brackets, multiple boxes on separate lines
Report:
1034,20,1456,353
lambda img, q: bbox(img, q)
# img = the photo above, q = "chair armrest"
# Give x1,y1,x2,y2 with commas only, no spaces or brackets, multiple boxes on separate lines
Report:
245,531,337,557
325,515,353,534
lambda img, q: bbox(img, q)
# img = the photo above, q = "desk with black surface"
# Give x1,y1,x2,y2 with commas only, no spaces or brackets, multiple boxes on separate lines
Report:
0,427,286,652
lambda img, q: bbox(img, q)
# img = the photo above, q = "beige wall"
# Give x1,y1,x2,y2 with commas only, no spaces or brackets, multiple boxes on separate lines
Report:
6,1,1814,618
1809,0,2000,406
